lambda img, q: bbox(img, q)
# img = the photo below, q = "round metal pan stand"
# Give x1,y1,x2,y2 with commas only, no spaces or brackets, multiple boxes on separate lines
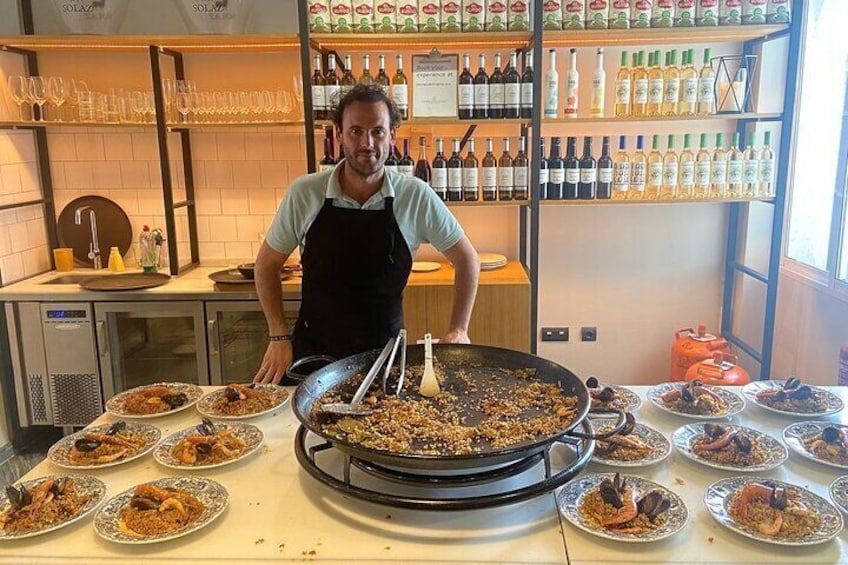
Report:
293,421,595,511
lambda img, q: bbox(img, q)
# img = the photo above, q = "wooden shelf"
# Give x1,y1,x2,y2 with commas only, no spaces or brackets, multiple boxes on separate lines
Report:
542,113,782,124
314,117,530,128
543,24,789,47
310,31,533,52
0,120,153,129
168,121,304,130
0,34,300,53
541,196,774,206
445,199,530,207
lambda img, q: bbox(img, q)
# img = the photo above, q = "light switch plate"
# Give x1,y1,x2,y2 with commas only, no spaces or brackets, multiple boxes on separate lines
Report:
541,327,569,342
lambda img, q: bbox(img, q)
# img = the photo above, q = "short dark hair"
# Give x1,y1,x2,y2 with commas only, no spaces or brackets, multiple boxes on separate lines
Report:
330,84,401,130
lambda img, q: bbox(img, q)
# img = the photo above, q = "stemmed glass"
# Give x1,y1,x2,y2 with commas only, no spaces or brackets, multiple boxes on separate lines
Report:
276,90,293,121
66,79,88,122
162,78,175,122
177,92,190,123
47,77,67,121
27,76,47,122
7,76,27,120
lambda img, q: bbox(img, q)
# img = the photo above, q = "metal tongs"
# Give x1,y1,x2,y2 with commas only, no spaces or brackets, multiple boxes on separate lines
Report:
321,329,407,416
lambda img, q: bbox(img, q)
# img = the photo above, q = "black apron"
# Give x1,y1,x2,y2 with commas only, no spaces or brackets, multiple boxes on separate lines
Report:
293,194,412,361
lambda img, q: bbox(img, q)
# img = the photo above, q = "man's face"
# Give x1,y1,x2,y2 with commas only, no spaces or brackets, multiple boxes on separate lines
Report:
336,100,396,178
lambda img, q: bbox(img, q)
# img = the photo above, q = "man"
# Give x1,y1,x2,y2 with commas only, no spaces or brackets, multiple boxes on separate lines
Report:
253,84,480,384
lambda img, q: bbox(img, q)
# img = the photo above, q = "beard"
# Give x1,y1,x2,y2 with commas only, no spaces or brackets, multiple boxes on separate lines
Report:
341,143,386,178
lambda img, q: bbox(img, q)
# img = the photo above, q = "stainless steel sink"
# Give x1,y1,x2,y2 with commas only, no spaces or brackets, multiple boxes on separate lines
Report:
41,274,103,285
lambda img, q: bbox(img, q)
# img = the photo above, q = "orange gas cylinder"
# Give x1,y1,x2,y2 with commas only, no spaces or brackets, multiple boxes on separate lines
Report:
670,324,731,382
685,352,751,386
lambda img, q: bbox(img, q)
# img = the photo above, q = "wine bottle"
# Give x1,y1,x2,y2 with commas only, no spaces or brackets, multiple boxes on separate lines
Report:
631,135,647,199
391,54,409,120
463,138,480,201
647,51,664,117
695,133,712,198
679,133,695,199
662,49,680,116
311,54,326,121
646,134,663,199
384,142,398,174
579,136,597,200
631,51,648,117
447,138,463,201
612,135,630,200
398,138,415,178
324,56,341,116
590,48,606,117
544,49,559,119
727,131,743,198
319,136,335,172
711,132,728,197
564,48,579,117
474,54,490,120
759,131,775,197
742,131,760,197
504,52,521,119
597,136,613,199
564,136,579,200
489,53,505,120
482,138,498,201
431,138,448,200
376,54,390,95
341,54,356,97
661,134,679,200
359,54,374,85
498,138,514,201
548,137,565,201
514,136,529,200
615,50,631,118
459,54,474,120
697,48,716,116
414,136,431,183
680,49,698,116
520,50,534,119
538,138,549,200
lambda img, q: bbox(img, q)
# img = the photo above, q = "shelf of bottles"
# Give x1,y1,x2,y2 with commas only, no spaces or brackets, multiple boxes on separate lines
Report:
0,34,301,53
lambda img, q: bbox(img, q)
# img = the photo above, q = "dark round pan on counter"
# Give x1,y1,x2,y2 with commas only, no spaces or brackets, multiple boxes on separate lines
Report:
293,343,627,471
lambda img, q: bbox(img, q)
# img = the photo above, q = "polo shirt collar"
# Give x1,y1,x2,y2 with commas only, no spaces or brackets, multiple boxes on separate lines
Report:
327,160,397,206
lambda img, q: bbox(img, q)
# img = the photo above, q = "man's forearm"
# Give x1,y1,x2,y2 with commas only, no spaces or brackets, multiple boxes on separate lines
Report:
449,256,479,332
255,244,290,335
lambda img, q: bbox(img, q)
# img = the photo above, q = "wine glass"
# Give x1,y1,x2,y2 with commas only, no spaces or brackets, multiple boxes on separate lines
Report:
176,92,190,123
162,78,175,121
291,75,303,103
27,76,47,122
7,76,27,120
238,91,250,122
276,90,293,120
66,78,87,122
46,77,67,122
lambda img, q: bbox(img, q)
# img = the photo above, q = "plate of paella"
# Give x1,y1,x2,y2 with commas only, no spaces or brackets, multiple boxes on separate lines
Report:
591,417,670,468
672,423,787,472
783,422,848,470
585,377,642,413
47,421,160,469
106,382,203,419
557,472,688,543
742,378,843,418
154,418,263,470
704,477,843,546
647,381,744,420
827,476,848,515
197,383,289,420
0,475,106,539
94,476,228,544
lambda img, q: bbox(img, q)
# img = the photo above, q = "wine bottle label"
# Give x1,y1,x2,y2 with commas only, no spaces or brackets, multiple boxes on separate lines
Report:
482,166,497,187
711,160,727,184
499,166,514,187
663,79,680,103
580,168,597,184
514,166,528,188
631,162,646,190
633,79,649,103
391,84,408,110
662,162,678,186
682,78,698,103
312,86,326,109
727,160,743,184
743,159,759,183
384,164,397,174
474,84,489,108
463,167,479,188
539,168,549,185
459,85,474,109
613,162,630,189
505,84,521,107
341,84,353,97
680,162,695,186
399,165,414,177
649,162,663,187
521,83,533,108
759,159,774,183
319,164,335,172
448,168,463,188
378,83,390,95
431,168,447,188
565,76,578,110
695,161,711,185
566,168,580,185
490,83,505,107
698,78,715,102
545,78,558,116
648,78,664,104
615,79,631,104
550,168,565,184
598,167,613,184
325,84,341,107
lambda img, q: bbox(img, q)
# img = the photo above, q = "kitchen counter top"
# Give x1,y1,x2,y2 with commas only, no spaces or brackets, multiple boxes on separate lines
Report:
0,262,528,301
2,386,848,564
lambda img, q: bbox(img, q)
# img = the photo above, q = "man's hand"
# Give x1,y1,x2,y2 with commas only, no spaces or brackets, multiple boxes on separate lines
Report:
441,328,470,344
253,341,293,384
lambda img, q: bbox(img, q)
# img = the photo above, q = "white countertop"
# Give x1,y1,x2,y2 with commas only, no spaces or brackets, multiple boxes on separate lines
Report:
1,386,847,564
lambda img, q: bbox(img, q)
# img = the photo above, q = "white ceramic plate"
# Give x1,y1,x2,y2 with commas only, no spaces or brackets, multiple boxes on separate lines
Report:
105,382,203,419
0,475,106,540
197,384,290,420
592,423,670,468
742,380,844,417
557,473,688,543
704,476,843,546
783,421,848,470
672,423,787,472
154,421,263,470
411,261,441,273
94,476,228,544
647,382,744,420
828,475,848,515
48,421,161,469
588,383,643,413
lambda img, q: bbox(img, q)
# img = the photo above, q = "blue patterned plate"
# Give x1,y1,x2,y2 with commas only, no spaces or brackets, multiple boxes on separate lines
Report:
154,421,263,470
592,423,670,468
106,382,203,419
783,421,848,470
705,476,843,546
587,383,643,414
48,421,161,469
557,473,688,542
647,382,744,420
742,380,843,418
828,476,848,515
197,384,290,420
673,423,787,472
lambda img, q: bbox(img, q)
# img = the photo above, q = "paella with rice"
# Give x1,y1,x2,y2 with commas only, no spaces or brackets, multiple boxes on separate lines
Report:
0,477,93,534
200,383,289,418
118,483,205,538
691,423,770,467
659,380,729,416
62,421,152,466
753,378,831,414
800,424,848,467
169,418,248,466
593,416,669,465
727,481,820,539
107,382,202,417
578,473,674,535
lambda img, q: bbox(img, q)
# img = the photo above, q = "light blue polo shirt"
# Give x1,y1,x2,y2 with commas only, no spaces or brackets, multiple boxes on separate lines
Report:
265,161,464,256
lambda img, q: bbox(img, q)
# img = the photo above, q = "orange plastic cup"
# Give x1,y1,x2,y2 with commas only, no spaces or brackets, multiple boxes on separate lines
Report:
53,248,74,272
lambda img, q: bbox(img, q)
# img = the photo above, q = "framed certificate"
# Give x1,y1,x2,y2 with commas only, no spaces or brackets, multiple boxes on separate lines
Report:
412,50,458,118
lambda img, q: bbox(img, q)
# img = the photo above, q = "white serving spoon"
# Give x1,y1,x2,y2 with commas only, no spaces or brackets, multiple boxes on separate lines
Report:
419,333,440,397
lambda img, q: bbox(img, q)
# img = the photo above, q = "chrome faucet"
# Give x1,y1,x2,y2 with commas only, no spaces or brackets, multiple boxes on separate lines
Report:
74,206,102,269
